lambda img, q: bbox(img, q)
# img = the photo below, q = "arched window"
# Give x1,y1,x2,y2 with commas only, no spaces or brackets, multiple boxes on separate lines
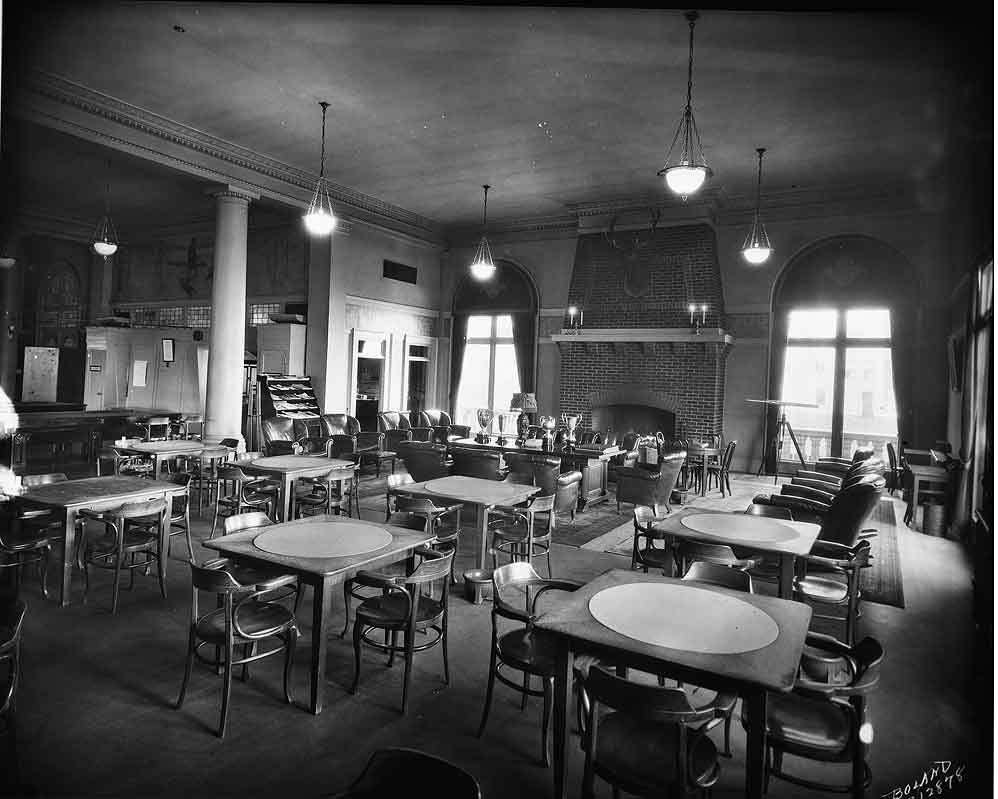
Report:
450,260,537,431
768,236,919,469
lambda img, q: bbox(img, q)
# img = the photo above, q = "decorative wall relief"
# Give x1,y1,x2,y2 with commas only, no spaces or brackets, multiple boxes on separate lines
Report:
170,237,213,297
602,210,661,299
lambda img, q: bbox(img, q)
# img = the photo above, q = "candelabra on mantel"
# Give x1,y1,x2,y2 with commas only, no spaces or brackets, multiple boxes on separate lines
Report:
688,302,709,335
562,305,585,335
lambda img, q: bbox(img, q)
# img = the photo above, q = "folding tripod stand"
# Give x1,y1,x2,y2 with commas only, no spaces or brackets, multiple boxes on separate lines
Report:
747,398,818,483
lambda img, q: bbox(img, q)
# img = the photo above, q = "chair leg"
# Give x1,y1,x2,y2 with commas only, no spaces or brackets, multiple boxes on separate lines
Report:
520,673,530,710
283,626,298,705
350,620,363,694
218,642,233,738
722,711,733,757
441,613,450,685
477,641,498,737
541,676,553,767
184,509,194,562
175,628,196,709
39,546,50,600
401,630,414,715
340,581,352,638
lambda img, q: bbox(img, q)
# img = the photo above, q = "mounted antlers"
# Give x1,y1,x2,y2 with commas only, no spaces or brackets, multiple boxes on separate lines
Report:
603,209,662,253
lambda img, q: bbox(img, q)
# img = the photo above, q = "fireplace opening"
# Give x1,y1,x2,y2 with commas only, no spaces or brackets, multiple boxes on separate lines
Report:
591,403,676,440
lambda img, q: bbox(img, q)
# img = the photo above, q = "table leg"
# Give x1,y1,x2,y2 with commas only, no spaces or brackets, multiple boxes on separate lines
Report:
701,460,708,496
309,576,333,714
282,475,294,522
744,689,768,799
158,507,169,595
60,509,77,607
477,503,490,571
778,553,794,599
911,475,921,530
551,644,573,799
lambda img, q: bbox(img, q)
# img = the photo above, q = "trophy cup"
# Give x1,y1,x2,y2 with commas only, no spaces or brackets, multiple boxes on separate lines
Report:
495,412,510,446
538,415,558,451
475,407,495,444
562,412,581,450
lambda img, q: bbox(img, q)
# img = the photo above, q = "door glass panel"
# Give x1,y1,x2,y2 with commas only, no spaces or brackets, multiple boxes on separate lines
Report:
466,315,492,337
456,343,491,430
491,343,521,411
842,347,897,461
787,309,837,339
780,346,836,461
846,308,891,339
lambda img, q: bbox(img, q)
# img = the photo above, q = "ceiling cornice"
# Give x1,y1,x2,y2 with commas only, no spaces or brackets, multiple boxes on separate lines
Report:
13,70,447,244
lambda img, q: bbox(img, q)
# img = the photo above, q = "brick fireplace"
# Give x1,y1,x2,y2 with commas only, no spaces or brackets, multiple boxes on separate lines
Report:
556,222,730,441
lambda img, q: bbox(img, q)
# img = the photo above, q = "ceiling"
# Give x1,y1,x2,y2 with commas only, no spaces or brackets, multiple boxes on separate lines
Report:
2,4,990,235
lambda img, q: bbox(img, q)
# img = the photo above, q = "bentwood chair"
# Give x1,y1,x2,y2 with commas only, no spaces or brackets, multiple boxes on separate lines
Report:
705,440,737,497
174,559,299,738
1,600,26,786
478,562,584,766
210,465,280,539
630,506,676,575
294,464,359,519
577,664,722,799
0,509,57,600
164,473,194,562
78,497,170,614
326,748,482,799
350,547,454,715
741,632,884,798
488,495,557,577
220,513,300,607
794,539,873,645
393,497,463,585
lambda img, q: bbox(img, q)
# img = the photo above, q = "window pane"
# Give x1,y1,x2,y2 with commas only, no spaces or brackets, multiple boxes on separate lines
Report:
842,347,897,461
495,315,514,338
787,309,837,339
466,315,492,337
455,343,490,430
845,308,891,339
491,343,521,411
779,346,836,461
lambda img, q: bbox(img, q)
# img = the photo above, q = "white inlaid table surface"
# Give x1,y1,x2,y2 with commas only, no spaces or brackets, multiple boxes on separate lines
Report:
203,514,434,715
396,476,540,570
652,511,822,598
242,455,357,522
533,569,812,799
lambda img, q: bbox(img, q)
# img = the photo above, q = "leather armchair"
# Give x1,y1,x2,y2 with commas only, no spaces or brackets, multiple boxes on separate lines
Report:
320,414,383,459
503,451,582,523
615,450,686,517
810,447,876,477
450,447,505,480
395,441,451,482
752,472,885,530
261,416,325,456
377,411,413,451
607,432,641,482
416,409,472,444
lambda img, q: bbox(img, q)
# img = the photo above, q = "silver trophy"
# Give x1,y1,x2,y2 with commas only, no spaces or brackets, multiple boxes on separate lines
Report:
475,407,495,443
495,412,510,446
562,413,581,449
537,415,558,450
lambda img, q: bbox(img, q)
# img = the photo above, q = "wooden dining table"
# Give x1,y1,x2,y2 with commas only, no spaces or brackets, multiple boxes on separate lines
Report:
651,510,822,598
685,444,720,496
14,476,186,606
393,475,540,570
533,568,812,799
241,454,357,522
114,439,206,477
202,513,434,714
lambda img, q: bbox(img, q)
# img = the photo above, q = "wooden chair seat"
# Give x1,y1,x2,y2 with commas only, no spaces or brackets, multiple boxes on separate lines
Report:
795,574,850,604
495,628,559,675
749,691,852,754
633,545,675,571
86,527,159,557
355,592,445,630
195,601,297,641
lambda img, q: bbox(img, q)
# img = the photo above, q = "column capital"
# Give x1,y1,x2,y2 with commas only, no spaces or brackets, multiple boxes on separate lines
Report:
206,184,260,203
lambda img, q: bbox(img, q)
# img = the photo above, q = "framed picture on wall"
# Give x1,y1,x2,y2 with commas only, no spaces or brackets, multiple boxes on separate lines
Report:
162,337,176,365
948,333,964,392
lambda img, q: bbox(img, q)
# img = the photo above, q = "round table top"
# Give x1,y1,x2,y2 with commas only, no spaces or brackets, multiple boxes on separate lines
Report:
122,440,205,453
253,520,393,559
680,513,800,545
588,582,780,654
249,455,356,471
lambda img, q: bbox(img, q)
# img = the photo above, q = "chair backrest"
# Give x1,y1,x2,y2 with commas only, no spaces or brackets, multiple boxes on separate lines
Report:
744,503,794,520
216,464,253,482
502,451,537,485
886,442,898,471
111,497,169,520
418,409,451,428
577,429,603,445
261,416,296,444
223,511,272,535
721,440,737,469
532,456,565,496
677,540,746,569
377,411,411,433
633,505,669,540
396,441,451,482
797,635,884,695
402,547,454,587
450,448,502,480
386,511,433,533
583,664,715,726
21,473,68,487
165,472,192,489
818,474,885,545
322,413,362,437
0,598,27,659
330,747,482,799
682,560,754,593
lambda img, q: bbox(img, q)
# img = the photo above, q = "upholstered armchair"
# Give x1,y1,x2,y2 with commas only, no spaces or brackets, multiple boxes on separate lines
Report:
416,409,472,444
395,441,451,482
320,413,384,459
607,432,641,482
261,416,326,456
809,447,876,477
752,471,885,528
503,451,582,524
615,450,686,516
377,411,413,451
450,447,505,480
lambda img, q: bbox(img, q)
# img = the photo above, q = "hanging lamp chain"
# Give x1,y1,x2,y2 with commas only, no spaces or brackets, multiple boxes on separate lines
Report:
684,11,698,113
318,101,330,179
104,158,112,215
481,184,490,228
754,147,765,220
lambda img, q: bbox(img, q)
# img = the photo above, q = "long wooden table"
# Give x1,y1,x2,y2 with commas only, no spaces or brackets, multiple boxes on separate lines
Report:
394,475,539,570
202,514,434,714
650,510,821,598
533,569,812,799
15,476,186,606
241,454,357,522
449,438,620,510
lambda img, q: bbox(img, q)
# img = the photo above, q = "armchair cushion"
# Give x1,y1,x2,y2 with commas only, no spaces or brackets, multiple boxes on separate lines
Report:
395,441,451,482
616,451,686,515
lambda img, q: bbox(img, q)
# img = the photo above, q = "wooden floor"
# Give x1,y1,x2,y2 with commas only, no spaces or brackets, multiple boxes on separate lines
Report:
2,469,990,798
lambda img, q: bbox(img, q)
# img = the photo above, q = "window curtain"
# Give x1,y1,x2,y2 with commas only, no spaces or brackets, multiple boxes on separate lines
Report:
765,307,790,473
889,302,917,446
510,311,536,394
448,314,469,417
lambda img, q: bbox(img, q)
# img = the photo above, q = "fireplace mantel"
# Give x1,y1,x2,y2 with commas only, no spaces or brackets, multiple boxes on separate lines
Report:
549,327,733,346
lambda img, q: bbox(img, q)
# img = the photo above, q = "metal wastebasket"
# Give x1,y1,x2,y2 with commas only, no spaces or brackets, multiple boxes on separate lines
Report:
463,569,493,604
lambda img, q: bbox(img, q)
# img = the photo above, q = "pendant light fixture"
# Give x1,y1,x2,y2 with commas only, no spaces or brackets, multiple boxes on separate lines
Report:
469,184,496,281
657,10,711,200
303,100,337,237
741,147,773,265
92,158,119,259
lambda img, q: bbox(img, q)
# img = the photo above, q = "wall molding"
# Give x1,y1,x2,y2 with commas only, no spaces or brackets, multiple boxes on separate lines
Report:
344,294,440,318
549,328,732,345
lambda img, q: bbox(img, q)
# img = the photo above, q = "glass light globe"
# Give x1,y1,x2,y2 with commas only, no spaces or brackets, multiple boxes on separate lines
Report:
859,721,874,744
469,259,496,281
303,210,336,236
93,240,118,257
663,164,708,197
741,246,772,265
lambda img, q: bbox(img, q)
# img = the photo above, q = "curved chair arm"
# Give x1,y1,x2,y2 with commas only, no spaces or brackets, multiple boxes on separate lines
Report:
790,477,843,494
781,484,837,504
408,426,434,442
529,579,586,614
325,434,358,458
763,494,831,517
352,569,403,591
356,431,385,451
809,540,856,559
794,470,842,486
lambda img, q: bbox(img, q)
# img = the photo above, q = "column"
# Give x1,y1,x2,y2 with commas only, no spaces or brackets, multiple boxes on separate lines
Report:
0,257,19,406
305,220,350,413
203,187,258,446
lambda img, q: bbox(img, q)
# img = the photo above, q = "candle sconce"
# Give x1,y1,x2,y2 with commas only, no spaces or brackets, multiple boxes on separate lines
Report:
688,303,708,335
562,305,584,335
